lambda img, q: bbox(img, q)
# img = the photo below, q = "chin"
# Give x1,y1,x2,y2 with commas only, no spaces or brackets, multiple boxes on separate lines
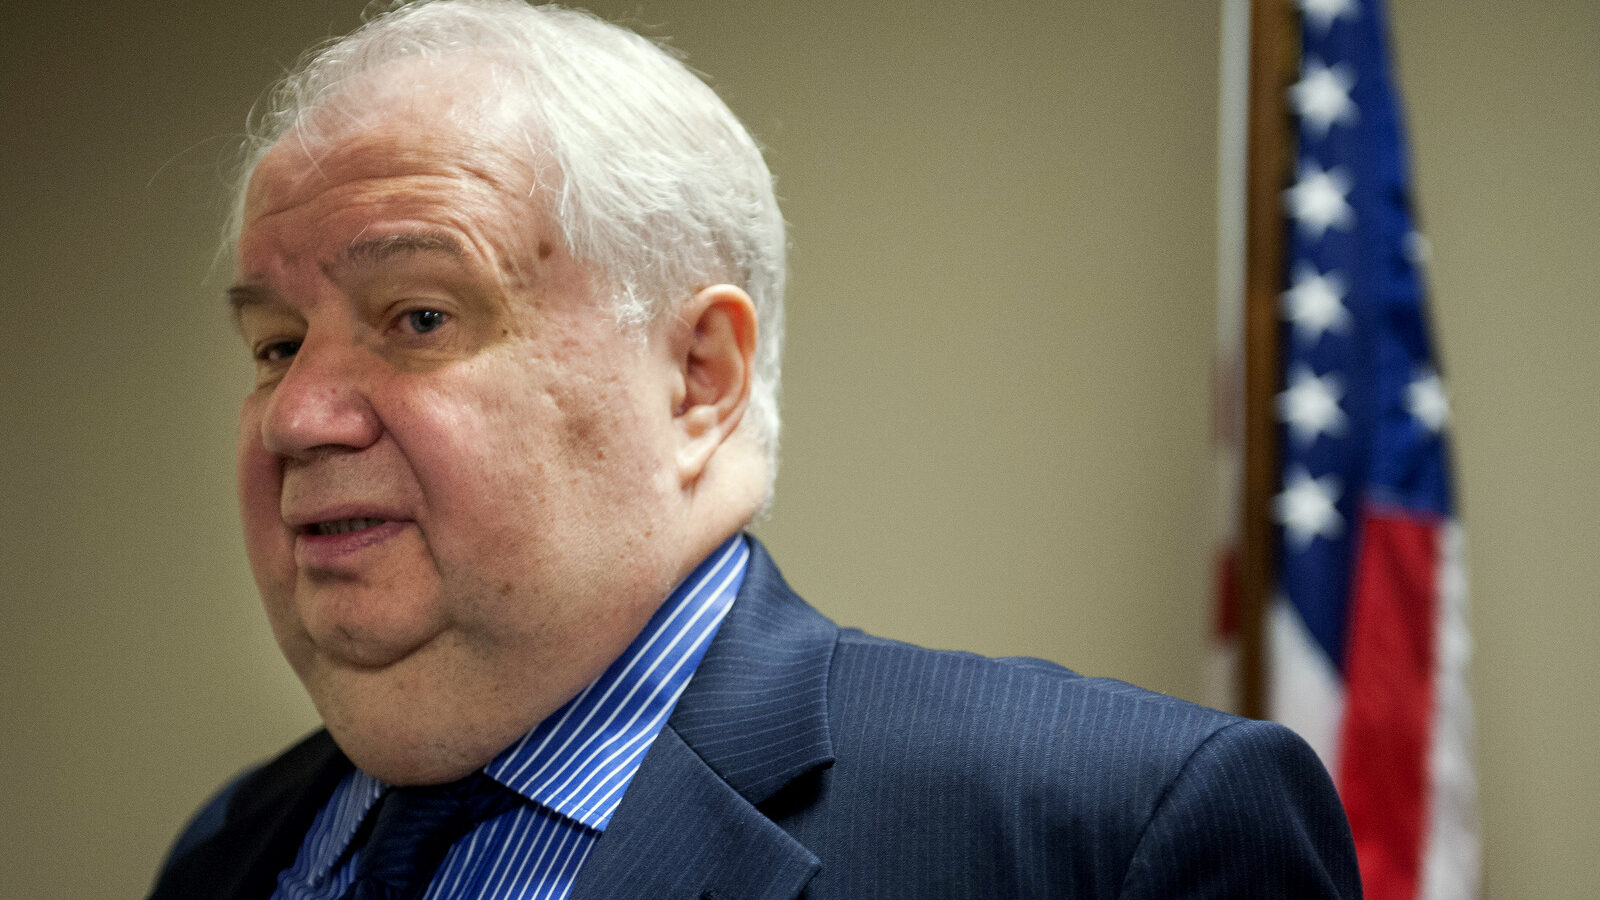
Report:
304,669,518,786
327,718,501,786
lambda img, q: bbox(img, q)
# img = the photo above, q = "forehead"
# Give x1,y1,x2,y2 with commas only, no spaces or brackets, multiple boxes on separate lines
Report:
238,135,558,308
250,112,527,215
231,61,606,323
242,57,543,239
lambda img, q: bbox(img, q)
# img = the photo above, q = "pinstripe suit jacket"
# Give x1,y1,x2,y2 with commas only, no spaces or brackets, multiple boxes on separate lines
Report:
151,537,1361,899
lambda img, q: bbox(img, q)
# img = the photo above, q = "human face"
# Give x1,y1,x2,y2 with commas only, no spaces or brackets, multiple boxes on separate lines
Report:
232,95,690,784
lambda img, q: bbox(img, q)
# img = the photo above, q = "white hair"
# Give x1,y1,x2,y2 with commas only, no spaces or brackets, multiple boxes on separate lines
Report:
233,0,785,482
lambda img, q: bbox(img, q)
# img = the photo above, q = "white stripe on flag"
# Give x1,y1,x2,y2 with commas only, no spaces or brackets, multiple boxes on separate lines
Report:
1420,521,1480,900
1268,596,1347,775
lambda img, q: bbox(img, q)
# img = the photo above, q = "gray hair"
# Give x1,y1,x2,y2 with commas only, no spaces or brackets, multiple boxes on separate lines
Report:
232,0,785,480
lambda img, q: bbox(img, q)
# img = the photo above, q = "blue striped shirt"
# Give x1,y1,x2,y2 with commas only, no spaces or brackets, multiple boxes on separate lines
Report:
270,535,750,900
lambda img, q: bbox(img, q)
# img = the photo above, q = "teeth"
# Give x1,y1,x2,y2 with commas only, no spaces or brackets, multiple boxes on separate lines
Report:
315,518,385,536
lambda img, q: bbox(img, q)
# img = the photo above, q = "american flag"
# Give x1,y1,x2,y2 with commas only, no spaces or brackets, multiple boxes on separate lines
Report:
1268,0,1480,897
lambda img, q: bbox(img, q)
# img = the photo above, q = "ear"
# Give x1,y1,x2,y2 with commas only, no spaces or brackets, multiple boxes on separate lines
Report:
668,284,757,486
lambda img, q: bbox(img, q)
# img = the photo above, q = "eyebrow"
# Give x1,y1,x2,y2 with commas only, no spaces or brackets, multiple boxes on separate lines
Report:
226,283,269,315
226,231,468,314
338,231,467,267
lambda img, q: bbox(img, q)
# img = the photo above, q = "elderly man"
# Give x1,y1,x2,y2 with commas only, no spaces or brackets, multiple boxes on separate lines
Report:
151,2,1360,898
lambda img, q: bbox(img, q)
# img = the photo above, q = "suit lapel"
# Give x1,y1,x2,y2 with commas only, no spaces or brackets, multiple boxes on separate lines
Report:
568,726,820,899
570,537,838,899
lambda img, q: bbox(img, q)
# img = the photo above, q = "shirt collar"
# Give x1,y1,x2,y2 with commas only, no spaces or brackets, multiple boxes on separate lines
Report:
484,533,748,830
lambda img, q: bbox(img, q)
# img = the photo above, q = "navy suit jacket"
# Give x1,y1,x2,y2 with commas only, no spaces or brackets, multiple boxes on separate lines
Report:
151,538,1361,898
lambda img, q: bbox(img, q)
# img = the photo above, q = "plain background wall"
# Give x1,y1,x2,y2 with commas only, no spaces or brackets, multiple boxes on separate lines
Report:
1,1,1594,896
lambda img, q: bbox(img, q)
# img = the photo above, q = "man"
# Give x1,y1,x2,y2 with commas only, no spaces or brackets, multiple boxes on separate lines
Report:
152,2,1362,898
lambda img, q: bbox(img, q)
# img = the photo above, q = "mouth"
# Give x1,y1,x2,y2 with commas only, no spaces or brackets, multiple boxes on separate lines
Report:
304,517,389,536
291,515,406,569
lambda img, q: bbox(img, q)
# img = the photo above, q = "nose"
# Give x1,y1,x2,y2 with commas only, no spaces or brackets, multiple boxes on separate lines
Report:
258,332,383,459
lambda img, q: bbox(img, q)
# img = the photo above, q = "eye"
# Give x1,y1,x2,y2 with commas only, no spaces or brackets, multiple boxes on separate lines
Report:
404,309,448,334
261,340,301,362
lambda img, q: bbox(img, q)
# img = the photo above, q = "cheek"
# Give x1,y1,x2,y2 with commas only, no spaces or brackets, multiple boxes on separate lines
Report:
236,399,289,573
423,385,559,528
398,370,626,543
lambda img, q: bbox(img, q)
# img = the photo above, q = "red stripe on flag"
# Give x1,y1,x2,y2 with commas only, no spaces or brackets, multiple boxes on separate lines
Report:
1337,507,1440,900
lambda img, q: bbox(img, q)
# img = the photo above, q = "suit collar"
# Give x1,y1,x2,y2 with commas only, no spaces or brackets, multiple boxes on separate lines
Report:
568,536,837,899
568,726,821,899
666,534,837,805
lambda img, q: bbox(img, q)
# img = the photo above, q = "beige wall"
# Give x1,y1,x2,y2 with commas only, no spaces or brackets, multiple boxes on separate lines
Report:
1387,2,1600,894
1,1,1593,897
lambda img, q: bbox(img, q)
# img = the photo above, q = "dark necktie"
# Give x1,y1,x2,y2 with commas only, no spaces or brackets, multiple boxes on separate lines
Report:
339,772,522,900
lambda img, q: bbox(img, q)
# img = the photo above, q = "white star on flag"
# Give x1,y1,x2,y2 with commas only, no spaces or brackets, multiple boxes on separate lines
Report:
1286,162,1355,240
1279,365,1349,446
1275,466,1344,549
1299,0,1360,35
1282,263,1352,344
1405,230,1432,265
1407,368,1451,432
1292,58,1359,138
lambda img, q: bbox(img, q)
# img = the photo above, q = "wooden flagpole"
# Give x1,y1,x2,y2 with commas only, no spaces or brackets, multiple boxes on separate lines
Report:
1237,0,1299,719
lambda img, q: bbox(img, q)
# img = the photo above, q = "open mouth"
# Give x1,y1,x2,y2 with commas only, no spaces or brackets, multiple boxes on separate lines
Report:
307,517,388,536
